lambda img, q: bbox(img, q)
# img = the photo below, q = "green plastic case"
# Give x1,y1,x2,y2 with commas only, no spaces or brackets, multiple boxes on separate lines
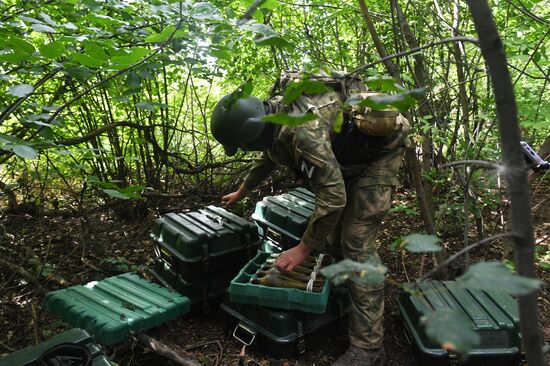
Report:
43,273,191,344
221,287,350,358
152,259,231,313
398,281,522,366
0,328,110,366
252,188,315,251
228,252,331,314
152,206,261,281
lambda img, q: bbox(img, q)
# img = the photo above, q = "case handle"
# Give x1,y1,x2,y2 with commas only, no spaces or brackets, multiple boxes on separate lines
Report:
232,322,257,346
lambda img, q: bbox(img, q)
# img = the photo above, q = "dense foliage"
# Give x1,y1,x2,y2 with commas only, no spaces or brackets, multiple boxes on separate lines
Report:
0,0,547,209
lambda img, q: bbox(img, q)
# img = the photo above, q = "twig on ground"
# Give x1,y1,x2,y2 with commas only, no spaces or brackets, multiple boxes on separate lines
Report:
135,332,203,366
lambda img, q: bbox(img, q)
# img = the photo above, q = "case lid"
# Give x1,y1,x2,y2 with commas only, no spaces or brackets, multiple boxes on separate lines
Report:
399,281,521,356
152,206,259,260
43,273,190,344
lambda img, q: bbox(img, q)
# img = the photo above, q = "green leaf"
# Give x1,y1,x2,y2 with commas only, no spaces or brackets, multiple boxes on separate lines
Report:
332,110,344,133
39,41,65,59
136,101,156,111
64,66,92,79
8,84,34,98
6,37,36,54
191,2,223,21
0,52,29,63
422,310,480,355
456,261,542,296
111,47,150,67
262,112,317,127
283,79,330,104
365,76,398,92
369,88,427,112
223,79,254,110
210,48,232,60
255,35,290,48
32,23,56,33
398,234,442,252
125,71,141,90
72,52,105,67
84,42,109,61
102,189,130,200
261,0,279,10
10,144,38,160
39,12,58,27
320,259,387,286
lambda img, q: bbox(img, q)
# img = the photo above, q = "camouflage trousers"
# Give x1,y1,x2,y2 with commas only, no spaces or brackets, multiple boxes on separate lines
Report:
329,147,404,350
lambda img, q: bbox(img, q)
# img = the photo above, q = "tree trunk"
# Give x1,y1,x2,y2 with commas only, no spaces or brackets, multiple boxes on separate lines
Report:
466,1,546,365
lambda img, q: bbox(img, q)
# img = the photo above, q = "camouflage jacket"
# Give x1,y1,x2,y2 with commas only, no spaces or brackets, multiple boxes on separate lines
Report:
242,91,405,250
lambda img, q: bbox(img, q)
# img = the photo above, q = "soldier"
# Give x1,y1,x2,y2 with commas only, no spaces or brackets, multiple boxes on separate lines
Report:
210,71,409,366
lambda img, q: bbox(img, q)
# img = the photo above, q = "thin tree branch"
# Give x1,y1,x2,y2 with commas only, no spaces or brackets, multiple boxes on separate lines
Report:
45,20,183,126
347,36,479,76
419,232,514,282
439,160,501,170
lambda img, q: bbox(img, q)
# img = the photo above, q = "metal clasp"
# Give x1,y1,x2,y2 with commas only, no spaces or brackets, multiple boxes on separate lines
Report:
233,323,257,346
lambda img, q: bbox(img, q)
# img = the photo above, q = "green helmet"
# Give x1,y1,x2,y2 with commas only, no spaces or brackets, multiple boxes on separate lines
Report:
210,95,266,156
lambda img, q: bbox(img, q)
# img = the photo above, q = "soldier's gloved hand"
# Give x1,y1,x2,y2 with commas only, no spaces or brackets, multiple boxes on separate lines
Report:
276,241,313,272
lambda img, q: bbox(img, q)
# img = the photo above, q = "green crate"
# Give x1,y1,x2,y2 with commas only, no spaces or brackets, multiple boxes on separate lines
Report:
221,287,349,358
151,206,260,260
152,206,261,281
398,281,522,366
0,328,111,366
252,189,315,251
43,273,191,345
152,260,232,308
228,252,331,314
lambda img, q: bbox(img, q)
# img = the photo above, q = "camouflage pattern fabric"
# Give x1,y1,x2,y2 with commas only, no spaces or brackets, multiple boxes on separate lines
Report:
242,89,406,349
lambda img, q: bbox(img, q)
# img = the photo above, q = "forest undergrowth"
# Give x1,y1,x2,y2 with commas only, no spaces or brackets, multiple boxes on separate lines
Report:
0,178,548,366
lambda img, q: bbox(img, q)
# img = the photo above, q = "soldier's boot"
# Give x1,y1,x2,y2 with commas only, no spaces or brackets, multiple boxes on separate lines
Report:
332,346,386,366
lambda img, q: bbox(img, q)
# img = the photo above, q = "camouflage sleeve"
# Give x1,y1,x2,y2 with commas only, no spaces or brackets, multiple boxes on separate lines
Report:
242,152,277,191
292,95,347,250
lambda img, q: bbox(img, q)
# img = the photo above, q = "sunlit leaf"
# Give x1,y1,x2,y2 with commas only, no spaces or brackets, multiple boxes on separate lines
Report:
39,12,58,27
191,2,223,21
136,101,157,111
223,79,254,111
283,79,330,104
72,52,105,68
7,144,39,160
457,261,542,296
320,259,387,286
111,47,150,67
398,233,442,252
39,41,65,59
0,52,29,63
262,112,317,127
255,35,291,48
359,88,427,112
84,42,109,61
8,84,34,98
422,310,480,355
102,189,130,200
6,37,36,54
32,23,56,33
365,76,398,92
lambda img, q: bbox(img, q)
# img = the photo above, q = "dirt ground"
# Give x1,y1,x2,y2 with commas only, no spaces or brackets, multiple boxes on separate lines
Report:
0,179,548,366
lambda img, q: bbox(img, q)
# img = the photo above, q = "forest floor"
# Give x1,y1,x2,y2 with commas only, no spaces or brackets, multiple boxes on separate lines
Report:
0,178,548,366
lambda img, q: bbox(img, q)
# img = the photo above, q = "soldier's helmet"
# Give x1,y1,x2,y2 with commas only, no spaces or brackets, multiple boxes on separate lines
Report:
210,95,266,156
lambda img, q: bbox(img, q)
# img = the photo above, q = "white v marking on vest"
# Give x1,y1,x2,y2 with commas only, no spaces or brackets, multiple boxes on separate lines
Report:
301,160,315,179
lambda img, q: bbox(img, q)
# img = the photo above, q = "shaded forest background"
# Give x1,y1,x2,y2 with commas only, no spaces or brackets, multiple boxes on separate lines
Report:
0,0,548,364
